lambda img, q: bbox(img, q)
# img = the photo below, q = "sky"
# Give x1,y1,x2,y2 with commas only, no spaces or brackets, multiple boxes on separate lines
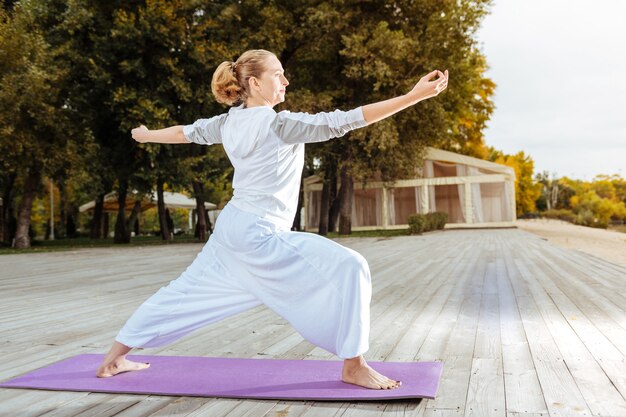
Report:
475,0,625,181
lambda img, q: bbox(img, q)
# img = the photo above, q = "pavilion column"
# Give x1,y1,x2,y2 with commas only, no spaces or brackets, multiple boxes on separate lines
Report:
303,189,309,231
420,183,429,214
464,182,474,224
381,187,388,230
510,179,517,222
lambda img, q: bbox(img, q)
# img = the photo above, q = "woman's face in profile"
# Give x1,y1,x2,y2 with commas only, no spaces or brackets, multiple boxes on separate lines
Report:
253,55,289,107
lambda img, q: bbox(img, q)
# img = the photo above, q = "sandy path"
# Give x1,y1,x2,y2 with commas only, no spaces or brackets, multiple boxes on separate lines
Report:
515,218,626,267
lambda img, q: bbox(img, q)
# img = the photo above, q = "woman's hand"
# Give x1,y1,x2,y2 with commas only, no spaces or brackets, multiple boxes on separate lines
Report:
407,70,448,104
131,125,150,143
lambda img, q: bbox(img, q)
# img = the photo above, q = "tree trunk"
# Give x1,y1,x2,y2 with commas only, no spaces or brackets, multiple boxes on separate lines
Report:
338,164,354,235
157,177,171,241
292,173,304,231
205,208,213,234
14,166,41,248
102,212,109,239
192,180,207,241
0,195,3,244
1,172,17,244
165,208,174,238
126,200,141,241
67,213,77,238
318,156,337,236
328,165,339,232
133,216,139,236
58,178,66,239
114,182,129,243
90,192,105,239
318,177,330,235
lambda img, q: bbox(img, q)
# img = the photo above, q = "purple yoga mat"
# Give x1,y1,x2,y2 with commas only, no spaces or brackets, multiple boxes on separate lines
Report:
0,354,443,401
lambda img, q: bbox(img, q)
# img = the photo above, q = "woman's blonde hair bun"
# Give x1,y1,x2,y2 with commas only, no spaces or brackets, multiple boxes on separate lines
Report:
211,61,241,106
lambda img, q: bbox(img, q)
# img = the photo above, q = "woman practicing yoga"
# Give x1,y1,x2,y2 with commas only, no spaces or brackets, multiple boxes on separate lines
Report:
97,49,448,390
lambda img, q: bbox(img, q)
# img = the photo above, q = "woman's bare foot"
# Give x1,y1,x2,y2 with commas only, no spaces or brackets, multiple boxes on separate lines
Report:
342,355,401,390
96,340,150,378
96,357,150,378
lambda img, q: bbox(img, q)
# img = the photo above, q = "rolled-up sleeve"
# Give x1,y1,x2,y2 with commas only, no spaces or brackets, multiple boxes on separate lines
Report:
183,113,228,145
271,107,368,144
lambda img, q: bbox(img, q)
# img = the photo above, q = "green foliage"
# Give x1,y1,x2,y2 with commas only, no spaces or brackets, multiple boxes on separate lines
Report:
0,1,91,246
540,209,577,223
408,214,426,235
428,212,449,230
0,3,70,172
537,175,626,228
408,211,448,235
570,190,626,228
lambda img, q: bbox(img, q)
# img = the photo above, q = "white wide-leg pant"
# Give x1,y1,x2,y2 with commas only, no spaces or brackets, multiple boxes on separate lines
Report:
115,204,372,359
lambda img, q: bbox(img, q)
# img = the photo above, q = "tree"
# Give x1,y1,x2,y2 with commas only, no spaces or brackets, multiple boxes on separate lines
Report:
280,0,494,234
535,170,560,211
0,2,79,248
4,0,499,242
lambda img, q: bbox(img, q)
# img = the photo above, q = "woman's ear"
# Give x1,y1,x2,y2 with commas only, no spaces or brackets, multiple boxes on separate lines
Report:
248,76,261,92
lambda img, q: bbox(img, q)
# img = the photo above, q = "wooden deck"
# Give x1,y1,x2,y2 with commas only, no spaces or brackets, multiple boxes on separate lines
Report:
1,228,625,417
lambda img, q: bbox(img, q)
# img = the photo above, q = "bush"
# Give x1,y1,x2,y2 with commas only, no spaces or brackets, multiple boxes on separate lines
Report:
429,212,448,230
408,214,426,235
540,208,611,228
408,212,448,235
540,209,576,223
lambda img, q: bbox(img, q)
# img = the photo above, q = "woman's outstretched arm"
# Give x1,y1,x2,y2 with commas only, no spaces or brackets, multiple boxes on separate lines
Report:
131,125,188,144
362,69,448,124
273,70,447,145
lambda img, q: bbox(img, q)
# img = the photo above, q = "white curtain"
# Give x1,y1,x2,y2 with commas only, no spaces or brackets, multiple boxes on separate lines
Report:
376,188,383,226
504,180,515,221
424,160,436,212
455,165,485,223
387,188,396,225
468,167,484,223
456,165,468,222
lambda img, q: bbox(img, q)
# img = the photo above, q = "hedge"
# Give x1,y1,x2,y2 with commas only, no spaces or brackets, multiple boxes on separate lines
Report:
408,212,448,235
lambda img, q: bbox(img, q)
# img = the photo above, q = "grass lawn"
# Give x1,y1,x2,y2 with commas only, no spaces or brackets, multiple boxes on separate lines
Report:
1,228,416,255
0,234,202,255
326,228,411,238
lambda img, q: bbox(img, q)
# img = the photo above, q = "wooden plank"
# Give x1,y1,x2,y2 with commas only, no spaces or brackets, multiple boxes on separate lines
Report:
419,241,487,415
106,396,178,417
265,401,314,417
183,398,241,417
514,289,592,416
298,402,351,417
139,397,212,417
463,258,505,417
464,358,505,417
59,394,148,417
35,393,121,417
496,256,547,415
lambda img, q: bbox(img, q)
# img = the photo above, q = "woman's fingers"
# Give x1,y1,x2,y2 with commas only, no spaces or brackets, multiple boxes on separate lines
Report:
410,69,449,100
131,125,148,142
422,69,439,81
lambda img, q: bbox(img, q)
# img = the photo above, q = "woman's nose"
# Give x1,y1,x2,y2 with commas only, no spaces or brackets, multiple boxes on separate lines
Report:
282,76,289,86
